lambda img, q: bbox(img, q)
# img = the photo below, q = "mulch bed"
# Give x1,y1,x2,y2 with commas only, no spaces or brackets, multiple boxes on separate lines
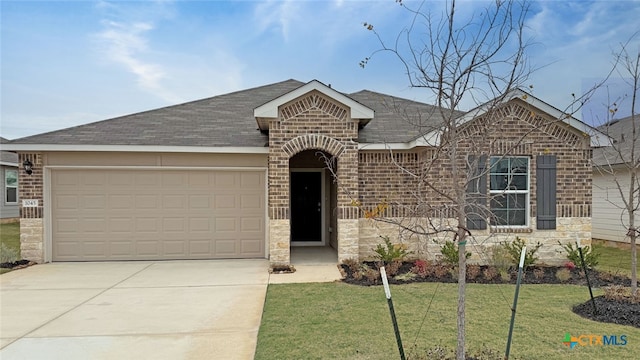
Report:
573,296,640,328
0,259,36,270
340,261,639,328
340,261,631,287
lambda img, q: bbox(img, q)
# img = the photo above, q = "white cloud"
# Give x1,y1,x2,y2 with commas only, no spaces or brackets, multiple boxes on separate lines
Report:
253,0,300,41
93,1,184,104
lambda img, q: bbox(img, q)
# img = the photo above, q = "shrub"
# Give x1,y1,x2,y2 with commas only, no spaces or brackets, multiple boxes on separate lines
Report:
433,264,451,279
499,268,511,282
533,267,545,280
557,241,600,269
500,237,542,268
364,268,380,283
411,259,432,277
483,266,498,281
384,260,403,277
603,285,639,304
373,236,412,264
342,258,360,274
467,264,481,280
0,242,19,264
439,240,471,266
490,245,511,272
555,268,572,282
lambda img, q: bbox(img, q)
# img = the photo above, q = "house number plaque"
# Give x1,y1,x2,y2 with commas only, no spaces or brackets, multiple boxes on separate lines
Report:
22,199,39,207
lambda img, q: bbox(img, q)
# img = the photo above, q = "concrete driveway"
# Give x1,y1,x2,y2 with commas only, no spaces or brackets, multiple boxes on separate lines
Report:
0,259,269,360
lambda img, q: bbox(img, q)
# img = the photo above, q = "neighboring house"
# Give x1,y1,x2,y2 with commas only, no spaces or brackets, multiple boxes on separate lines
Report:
4,80,603,264
0,137,19,222
592,115,639,245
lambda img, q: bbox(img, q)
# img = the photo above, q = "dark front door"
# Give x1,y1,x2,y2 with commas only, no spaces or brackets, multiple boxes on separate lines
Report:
290,171,322,243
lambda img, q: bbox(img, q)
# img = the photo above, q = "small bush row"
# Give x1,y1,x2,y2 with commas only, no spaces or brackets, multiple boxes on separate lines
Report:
371,235,600,269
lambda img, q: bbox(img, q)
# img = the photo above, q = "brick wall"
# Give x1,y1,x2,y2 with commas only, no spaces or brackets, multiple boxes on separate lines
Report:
17,152,44,262
267,90,361,263
354,100,592,261
18,153,44,219
268,90,359,220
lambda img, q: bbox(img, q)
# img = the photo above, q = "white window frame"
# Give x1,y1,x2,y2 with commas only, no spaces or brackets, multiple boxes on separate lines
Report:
5,169,18,204
489,156,530,227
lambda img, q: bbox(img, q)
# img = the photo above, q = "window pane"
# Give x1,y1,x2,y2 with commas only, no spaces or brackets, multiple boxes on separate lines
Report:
6,187,17,203
490,210,508,226
508,194,526,210
511,158,528,173
490,175,509,190
5,170,17,187
509,209,526,225
490,195,507,210
511,175,527,190
490,158,510,174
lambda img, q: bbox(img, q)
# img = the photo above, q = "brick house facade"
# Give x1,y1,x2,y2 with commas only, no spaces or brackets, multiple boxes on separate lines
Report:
5,80,604,264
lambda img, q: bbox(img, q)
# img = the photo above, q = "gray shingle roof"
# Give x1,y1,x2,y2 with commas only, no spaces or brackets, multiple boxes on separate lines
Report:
593,115,640,166
10,79,458,147
349,90,462,143
0,137,19,163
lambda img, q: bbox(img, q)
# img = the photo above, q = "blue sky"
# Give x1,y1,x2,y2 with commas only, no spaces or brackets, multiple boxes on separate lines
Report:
1,0,639,139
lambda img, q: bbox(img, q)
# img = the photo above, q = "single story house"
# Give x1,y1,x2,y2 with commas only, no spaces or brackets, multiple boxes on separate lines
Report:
592,114,639,246
4,79,604,264
0,137,19,222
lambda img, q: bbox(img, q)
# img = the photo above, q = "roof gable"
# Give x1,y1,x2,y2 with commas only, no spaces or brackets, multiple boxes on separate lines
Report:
419,89,608,147
253,80,374,130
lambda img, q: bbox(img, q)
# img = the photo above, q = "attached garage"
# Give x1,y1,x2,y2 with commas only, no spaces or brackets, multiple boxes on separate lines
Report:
50,168,266,261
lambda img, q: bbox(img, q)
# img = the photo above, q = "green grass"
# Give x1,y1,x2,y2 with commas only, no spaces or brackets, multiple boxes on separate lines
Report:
256,282,639,360
595,244,636,277
0,222,21,274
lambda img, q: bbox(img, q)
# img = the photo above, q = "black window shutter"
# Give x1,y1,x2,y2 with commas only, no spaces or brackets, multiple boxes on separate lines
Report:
466,155,487,230
536,155,557,229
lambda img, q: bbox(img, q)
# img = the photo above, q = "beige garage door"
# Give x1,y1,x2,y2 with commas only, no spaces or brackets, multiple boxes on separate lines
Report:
51,169,265,261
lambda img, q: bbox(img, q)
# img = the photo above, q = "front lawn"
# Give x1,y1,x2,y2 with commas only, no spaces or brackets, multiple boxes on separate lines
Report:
596,244,636,277
256,282,639,359
0,222,21,274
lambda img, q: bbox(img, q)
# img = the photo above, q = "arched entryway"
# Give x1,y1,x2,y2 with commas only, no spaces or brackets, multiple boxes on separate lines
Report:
289,150,338,261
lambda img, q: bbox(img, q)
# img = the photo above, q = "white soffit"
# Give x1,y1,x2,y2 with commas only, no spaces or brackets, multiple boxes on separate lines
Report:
0,144,269,154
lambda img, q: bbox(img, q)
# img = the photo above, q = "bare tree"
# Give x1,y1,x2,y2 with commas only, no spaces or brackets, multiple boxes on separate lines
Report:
358,1,535,358
593,39,639,295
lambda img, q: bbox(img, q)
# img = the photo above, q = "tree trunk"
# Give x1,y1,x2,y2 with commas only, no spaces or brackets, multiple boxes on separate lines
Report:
630,169,637,295
456,226,467,360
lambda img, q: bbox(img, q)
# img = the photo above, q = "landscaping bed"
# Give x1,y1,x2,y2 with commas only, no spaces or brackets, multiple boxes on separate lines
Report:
339,261,631,287
0,259,35,270
340,260,639,328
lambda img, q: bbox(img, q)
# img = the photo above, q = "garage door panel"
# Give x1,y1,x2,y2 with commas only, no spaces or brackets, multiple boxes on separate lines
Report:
111,241,133,256
82,195,106,209
79,218,107,233
163,240,187,256
241,217,263,232
163,217,186,232
241,194,262,210
189,217,211,232
108,195,132,210
52,169,265,261
135,195,158,209
214,194,237,209
241,240,263,256
215,240,238,255
163,195,186,209
135,173,159,186
55,195,78,210
241,172,263,187
136,217,160,233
